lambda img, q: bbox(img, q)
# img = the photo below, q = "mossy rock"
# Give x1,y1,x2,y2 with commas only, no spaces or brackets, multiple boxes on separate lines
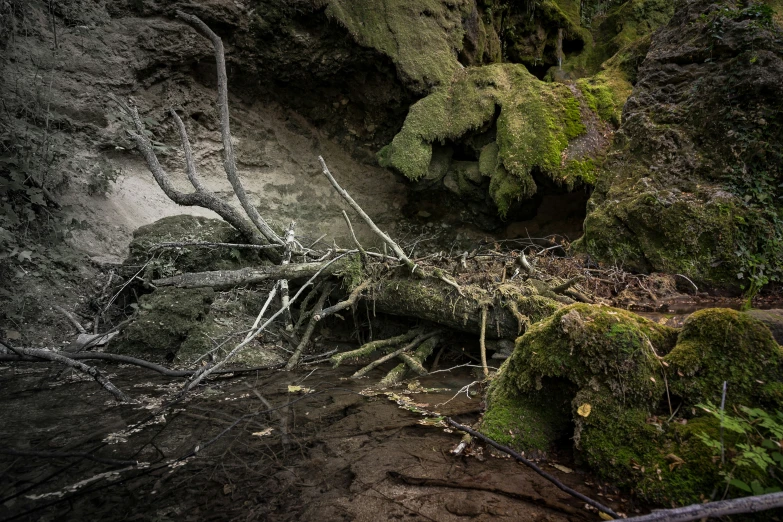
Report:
112,287,215,360
483,304,677,453
665,308,783,408
126,215,266,279
482,304,783,505
379,63,587,216
324,0,472,92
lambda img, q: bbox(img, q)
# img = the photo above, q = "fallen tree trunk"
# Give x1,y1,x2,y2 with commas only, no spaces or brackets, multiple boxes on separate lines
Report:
153,260,346,289
371,273,560,340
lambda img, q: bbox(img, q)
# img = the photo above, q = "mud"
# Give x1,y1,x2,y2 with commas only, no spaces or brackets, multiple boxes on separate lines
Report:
0,354,638,521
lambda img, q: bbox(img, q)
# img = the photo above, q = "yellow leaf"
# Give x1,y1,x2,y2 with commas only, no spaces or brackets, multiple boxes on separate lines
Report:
552,463,573,473
288,385,302,393
577,403,592,417
599,512,613,520
252,428,273,437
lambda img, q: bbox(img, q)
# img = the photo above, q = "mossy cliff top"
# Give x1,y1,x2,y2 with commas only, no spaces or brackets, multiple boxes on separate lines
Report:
482,304,783,505
378,63,592,216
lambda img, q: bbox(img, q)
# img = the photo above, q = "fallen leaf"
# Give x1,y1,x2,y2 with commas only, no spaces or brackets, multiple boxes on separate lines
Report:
666,453,685,471
288,385,313,394
552,464,573,473
650,377,656,383
599,512,614,520
223,483,235,495
577,403,592,417
252,428,273,437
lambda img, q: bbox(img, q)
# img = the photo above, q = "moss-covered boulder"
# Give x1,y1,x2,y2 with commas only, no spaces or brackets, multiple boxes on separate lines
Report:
112,287,215,360
666,308,783,407
126,215,267,279
379,63,595,216
482,304,783,505
580,0,783,288
112,286,283,367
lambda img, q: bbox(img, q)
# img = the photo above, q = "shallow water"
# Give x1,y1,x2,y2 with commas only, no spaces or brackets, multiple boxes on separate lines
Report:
0,356,637,521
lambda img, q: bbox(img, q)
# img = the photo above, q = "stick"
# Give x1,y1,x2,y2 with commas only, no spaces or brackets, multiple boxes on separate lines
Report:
243,283,279,343
342,210,367,261
176,10,284,248
170,109,207,193
445,418,619,519
314,280,370,321
479,305,489,377
149,241,281,252
14,347,132,403
285,283,332,370
153,261,341,289
625,491,783,521
351,331,439,379
279,221,297,330
330,329,422,366
54,305,87,334
551,276,584,294
319,156,413,270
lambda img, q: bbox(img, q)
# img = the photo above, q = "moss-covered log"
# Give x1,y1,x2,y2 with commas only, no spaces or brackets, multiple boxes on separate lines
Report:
371,273,562,339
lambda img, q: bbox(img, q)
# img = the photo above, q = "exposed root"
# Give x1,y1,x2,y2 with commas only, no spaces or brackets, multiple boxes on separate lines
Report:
285,283,333,370
330,329,422,367
351,331,439,379
379,335,440,387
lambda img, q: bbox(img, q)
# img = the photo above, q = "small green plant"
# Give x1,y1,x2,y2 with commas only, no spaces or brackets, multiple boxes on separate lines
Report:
697,401,783,496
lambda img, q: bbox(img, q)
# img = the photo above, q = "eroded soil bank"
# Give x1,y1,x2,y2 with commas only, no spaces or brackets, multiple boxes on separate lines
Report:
0,359,638,521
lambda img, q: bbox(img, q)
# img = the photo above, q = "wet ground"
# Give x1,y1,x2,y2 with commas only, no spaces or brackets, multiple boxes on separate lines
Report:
0,357,637,521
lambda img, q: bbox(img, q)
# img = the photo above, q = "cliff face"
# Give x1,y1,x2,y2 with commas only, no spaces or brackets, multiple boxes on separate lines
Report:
581,0,783,289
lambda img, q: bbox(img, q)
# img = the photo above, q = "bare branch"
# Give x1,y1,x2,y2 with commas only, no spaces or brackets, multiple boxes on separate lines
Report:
175,10,284,248
170,108,206,192
285,283,333,370
624,491,783,521
153,260,343,289
314,279,370,322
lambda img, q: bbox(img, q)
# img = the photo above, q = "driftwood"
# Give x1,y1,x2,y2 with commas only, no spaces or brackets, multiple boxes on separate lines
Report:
625,491,783,521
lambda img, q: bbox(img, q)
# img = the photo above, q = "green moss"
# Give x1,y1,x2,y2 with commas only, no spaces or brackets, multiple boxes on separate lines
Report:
127,215,265,279
665,308,783,408
380,63,586,215
576,66,632,125
581,183,743,286
558,159,597,189
324,0,471,91
113,288,215,359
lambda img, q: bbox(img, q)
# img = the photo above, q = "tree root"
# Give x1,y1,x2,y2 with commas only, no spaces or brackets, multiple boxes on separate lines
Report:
330,329,422,367
379,335,440,387
351,331,439,379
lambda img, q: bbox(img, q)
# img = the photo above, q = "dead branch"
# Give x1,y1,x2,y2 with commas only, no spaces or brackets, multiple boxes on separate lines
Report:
7,346,132,403
397,335,439,376
148,241,281,252
551,275,583,294
292,281,323,334
54,305,86,334
170,108,207,192
625,491,783,521
175,10,284,248
446,418,619,519
342,209,367,262
153,260,345,289
479,305,489,377
285,282,333,370
278,221,297,330
314,279,370,322
331,329,422,366
351,331,439,379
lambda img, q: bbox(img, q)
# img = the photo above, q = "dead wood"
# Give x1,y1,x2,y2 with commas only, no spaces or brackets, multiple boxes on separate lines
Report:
153,260,343,289
285,282,333,370
2,345,132,403
624,491,783,521
352,331,439,379
381,335,440,386
331,329,422,366
314,279,370,322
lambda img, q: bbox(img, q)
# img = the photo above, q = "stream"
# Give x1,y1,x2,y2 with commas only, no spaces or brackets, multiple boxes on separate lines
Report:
0,351,638,521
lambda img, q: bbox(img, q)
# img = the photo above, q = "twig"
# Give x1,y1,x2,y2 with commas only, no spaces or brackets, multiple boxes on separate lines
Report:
342,210,367,261
330,329,421,366
278,221,297,329
285,283,332,370
445,418,620,519
551,275,584,294
243,283,279,343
